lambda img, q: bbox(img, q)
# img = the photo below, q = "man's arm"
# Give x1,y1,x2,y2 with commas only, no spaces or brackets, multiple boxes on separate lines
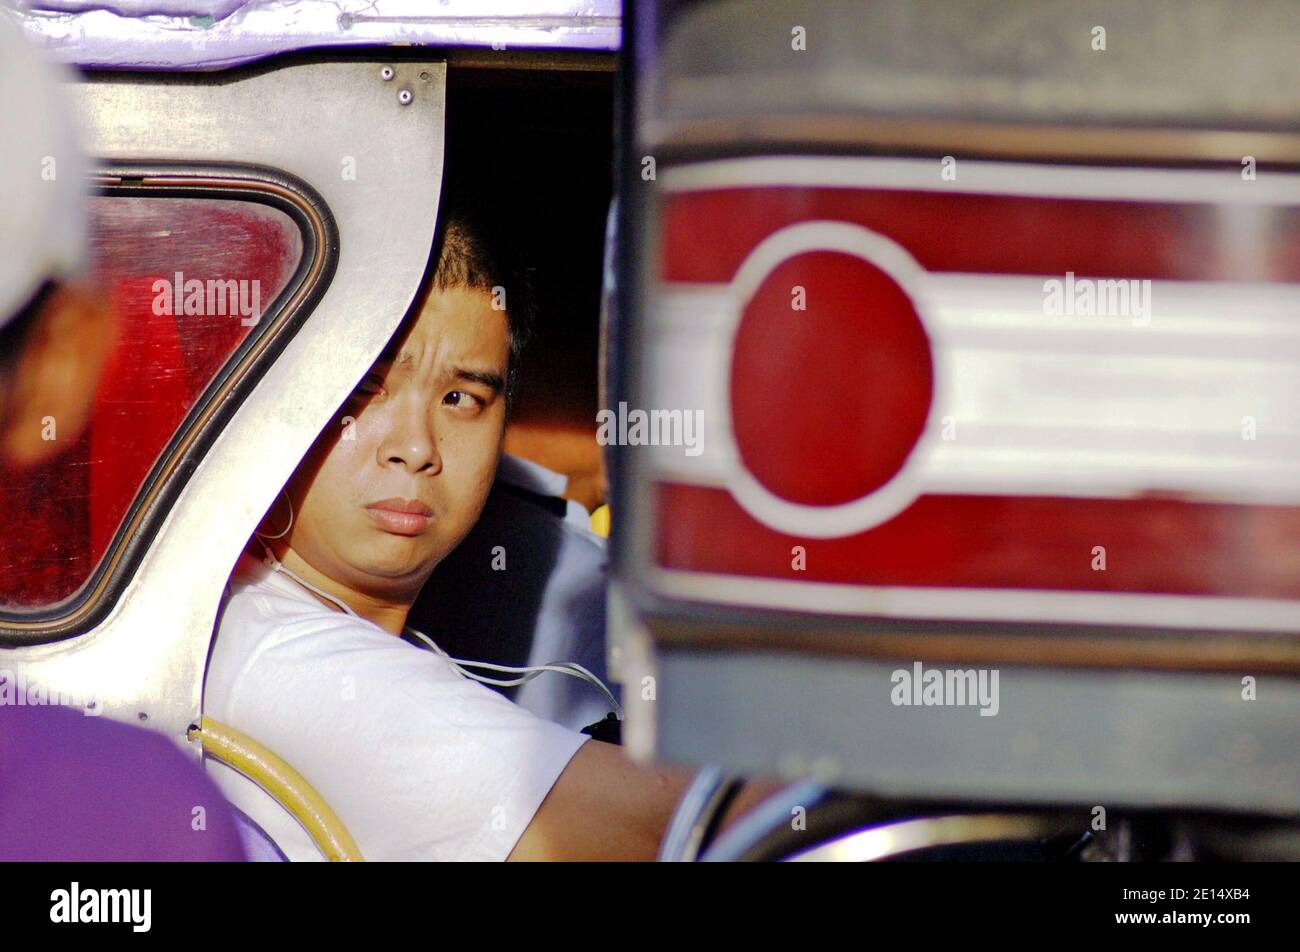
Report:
508,739,780,861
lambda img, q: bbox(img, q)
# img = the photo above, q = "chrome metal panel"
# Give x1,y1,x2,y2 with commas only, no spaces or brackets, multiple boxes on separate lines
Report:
640,647,1300,815
0,60,446,754
14,0,620,69
783,814,1073,863
646,0,1300,136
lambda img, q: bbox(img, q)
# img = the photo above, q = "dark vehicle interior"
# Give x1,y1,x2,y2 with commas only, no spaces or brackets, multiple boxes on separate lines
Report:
443,52,614,514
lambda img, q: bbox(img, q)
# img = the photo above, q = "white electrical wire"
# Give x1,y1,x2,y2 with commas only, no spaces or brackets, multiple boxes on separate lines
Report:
402,625,622,715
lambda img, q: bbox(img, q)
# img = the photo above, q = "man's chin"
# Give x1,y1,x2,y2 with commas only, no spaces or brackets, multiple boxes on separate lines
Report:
353,539,445,586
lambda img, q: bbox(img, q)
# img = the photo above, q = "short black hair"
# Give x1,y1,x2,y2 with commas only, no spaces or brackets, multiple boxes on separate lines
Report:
430,207,533,412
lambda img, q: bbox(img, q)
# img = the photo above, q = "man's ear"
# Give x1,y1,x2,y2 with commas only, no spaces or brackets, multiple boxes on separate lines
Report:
2,283,115,468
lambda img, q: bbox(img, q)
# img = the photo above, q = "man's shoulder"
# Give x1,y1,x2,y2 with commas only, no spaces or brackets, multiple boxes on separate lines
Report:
222,572,322,649
208,555,398,703
224,553,368,636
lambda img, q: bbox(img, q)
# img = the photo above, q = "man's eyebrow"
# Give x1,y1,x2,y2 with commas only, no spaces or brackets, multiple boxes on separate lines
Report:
376,350,504,393
451,366,505,394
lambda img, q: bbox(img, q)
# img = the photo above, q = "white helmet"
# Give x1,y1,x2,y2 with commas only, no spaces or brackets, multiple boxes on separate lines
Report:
0,10,88,328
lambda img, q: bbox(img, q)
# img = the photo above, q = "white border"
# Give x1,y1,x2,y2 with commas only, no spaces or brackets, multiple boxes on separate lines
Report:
724,222,942,538
650,566,1300,634
662,156,1300,205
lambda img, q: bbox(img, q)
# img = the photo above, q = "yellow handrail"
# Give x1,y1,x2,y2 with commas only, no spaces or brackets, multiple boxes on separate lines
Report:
190,715,364,862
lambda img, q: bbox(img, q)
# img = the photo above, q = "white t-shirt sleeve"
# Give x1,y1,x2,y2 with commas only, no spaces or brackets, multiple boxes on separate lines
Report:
208,587,590,861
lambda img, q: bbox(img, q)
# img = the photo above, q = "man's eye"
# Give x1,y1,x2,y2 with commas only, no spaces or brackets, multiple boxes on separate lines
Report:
355,374,385,396
443,390,483,410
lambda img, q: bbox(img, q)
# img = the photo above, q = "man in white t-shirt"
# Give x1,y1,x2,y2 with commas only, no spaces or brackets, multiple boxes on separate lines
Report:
206,549,592,861
205,211,764,860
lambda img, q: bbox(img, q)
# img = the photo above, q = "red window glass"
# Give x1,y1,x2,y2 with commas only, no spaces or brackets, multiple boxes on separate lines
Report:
0,195,303,612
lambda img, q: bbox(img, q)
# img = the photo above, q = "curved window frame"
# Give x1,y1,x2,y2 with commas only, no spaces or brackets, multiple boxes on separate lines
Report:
0,162,339,645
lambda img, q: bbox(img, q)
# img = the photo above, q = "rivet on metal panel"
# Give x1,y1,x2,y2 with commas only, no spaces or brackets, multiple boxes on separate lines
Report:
397,89,413,106
380,66,395,82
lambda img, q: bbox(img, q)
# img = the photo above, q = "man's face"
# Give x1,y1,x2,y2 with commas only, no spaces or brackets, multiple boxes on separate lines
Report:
283,285,509,600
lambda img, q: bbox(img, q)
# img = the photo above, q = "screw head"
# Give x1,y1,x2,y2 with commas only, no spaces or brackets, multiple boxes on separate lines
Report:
380,65,395,81
397,88,413,105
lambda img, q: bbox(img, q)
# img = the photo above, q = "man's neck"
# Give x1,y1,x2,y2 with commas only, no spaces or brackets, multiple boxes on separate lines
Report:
267,543,415,635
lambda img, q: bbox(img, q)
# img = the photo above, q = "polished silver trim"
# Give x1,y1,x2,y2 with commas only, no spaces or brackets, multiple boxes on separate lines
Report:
650,649,1300,815
14,1,620,69
785,814,1070,862
649,568,1300,635
644,0,1300,150
0,60,447,753
657,765,740,862
660,155,1300,204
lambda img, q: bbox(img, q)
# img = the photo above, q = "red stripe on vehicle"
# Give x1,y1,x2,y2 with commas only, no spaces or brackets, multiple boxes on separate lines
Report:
658,188,1300,284
655,482,1300,600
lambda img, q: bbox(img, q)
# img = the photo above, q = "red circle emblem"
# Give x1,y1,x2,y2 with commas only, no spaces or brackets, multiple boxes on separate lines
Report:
729,250,934,509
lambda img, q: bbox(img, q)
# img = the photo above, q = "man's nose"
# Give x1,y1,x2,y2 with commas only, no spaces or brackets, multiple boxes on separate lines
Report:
376,397,441,475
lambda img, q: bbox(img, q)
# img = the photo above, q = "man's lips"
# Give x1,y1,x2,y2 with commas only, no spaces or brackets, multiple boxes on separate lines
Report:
364,498,434,536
